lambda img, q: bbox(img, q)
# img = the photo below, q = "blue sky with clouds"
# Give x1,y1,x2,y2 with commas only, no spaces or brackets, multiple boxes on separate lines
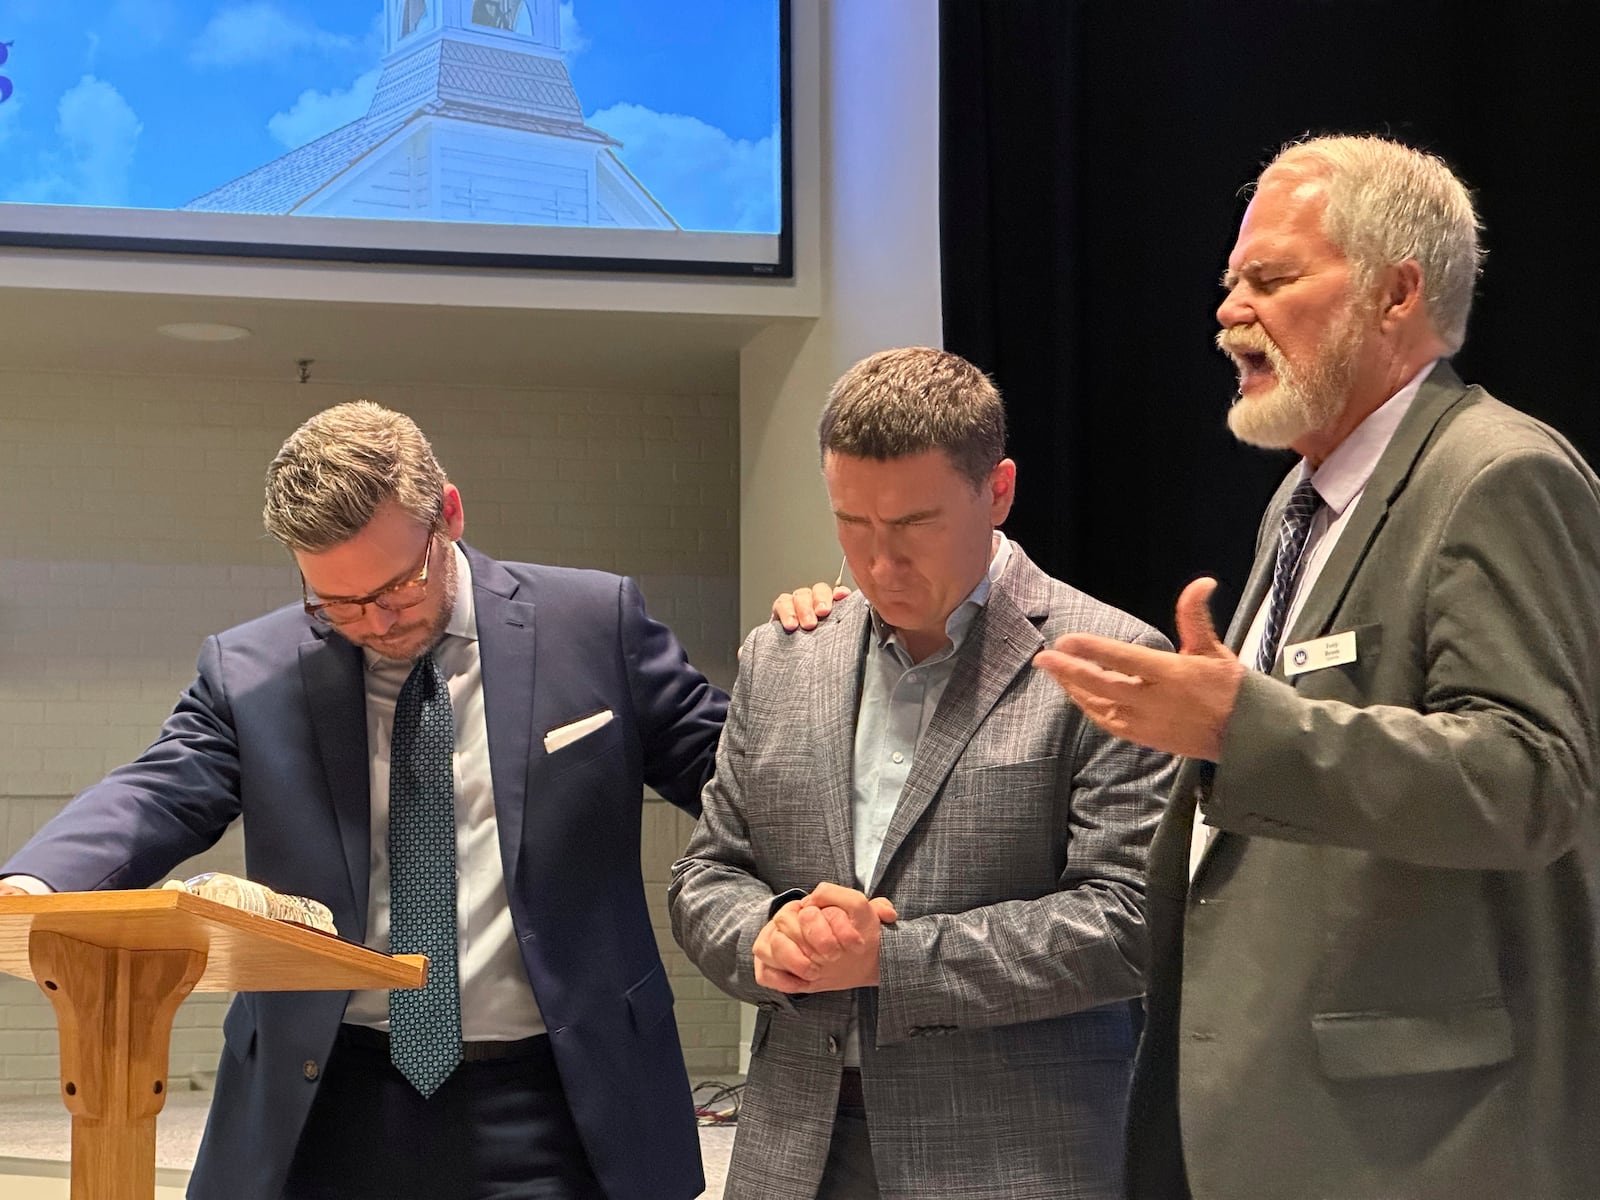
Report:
0,1,782,232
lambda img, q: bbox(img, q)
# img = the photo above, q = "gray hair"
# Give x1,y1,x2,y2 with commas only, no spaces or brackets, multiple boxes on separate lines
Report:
818,347,1006,489
263,401,447,552
1264,135,1483,354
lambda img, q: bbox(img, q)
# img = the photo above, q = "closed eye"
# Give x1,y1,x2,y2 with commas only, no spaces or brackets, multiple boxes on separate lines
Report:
1221,262,1299,294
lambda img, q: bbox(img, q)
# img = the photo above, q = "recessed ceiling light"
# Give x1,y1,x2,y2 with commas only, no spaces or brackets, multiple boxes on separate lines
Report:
157,322,252,343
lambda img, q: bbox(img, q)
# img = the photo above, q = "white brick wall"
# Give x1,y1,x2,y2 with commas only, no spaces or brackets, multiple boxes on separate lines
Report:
0,365,743,1093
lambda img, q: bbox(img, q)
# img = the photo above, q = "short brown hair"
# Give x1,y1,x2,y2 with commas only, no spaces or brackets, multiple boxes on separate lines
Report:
818,347,1006,489
263,401,447,552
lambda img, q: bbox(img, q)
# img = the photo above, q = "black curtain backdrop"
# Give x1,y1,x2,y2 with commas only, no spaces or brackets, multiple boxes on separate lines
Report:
941,0,1600,635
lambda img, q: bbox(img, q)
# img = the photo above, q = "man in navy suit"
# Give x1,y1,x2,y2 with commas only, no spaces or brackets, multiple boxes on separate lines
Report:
0,400,728,1200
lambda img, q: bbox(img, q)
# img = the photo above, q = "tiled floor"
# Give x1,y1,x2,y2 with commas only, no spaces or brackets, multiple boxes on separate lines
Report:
0,1159,191,1200
0,1091,738,1198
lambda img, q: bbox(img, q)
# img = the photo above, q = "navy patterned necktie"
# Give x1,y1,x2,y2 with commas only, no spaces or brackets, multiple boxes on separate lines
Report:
387,652,462,1096
1255,477,1324,674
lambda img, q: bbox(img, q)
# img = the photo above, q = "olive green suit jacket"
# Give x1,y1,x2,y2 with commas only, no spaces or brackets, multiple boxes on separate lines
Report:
1129,363,1600,1200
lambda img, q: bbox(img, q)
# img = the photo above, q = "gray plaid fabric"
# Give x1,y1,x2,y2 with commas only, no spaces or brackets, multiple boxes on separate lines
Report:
671,547,1175,1200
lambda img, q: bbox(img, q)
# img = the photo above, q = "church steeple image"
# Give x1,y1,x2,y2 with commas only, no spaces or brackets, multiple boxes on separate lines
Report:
187,0,675,230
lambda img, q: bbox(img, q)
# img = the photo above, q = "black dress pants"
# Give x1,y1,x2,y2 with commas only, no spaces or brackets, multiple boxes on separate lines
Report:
282,1025,605,1200
815,1069,880,1200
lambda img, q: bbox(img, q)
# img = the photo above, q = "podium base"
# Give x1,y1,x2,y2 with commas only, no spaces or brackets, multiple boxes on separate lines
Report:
30,931,204,1200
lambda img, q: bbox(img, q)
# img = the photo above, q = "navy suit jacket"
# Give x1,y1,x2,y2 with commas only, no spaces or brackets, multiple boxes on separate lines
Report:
3,544,729,1200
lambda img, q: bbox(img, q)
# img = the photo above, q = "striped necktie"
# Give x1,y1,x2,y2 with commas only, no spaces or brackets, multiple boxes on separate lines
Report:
1255,477,1323,674
387,652,462,1096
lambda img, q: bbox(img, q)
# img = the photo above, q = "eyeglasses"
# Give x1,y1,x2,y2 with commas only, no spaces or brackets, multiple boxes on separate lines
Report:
302,535,435,626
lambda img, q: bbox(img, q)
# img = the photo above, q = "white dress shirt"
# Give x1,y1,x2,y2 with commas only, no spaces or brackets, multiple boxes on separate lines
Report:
4,544,545,1040
343,541,545,1039
1190,361,1437,879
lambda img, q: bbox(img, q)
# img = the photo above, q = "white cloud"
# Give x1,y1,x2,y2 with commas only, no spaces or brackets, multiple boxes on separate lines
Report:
189,3,355,68
267,66,380,149
7,74,142,205
559,2,589,59
588,103,779,233
0,99,22,149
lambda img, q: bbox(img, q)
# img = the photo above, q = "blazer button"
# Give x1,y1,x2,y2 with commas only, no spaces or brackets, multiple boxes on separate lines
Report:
303,1060,320,1081
826,1035,839,1055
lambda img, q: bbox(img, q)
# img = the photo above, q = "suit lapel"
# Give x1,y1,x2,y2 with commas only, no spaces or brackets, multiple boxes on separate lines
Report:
813,601,872,886
1282,362,1470,654
866,551,1048,895
1176,468,1299,881
1180,481,1292,883
1226,483,1290,651
298,629,370,939
467,546,537,895
1188,363,1472,880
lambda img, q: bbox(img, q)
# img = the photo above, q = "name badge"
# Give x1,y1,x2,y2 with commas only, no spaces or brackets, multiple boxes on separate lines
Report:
1282,629,1357,677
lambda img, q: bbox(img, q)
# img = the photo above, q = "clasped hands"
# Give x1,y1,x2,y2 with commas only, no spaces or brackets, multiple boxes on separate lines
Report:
753,881,898,994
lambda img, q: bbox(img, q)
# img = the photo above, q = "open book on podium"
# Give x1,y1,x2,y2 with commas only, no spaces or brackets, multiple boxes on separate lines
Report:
0,889,426,1200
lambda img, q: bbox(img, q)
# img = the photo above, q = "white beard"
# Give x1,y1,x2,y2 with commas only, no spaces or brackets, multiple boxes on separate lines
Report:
1222,304,1369,450
1226,370,1348,449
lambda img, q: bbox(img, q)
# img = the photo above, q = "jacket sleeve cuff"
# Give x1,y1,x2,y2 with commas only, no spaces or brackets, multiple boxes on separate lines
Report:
753,888,813,1014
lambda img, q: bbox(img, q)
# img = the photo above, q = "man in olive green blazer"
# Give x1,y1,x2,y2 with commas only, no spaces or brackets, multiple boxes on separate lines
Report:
1039,135,1600,1199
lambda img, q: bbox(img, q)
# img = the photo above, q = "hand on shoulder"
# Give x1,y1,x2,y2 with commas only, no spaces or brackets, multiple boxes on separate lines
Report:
771,582,853,633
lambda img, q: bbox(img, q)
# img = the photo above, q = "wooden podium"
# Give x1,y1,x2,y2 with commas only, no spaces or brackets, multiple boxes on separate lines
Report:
0,891,426,1200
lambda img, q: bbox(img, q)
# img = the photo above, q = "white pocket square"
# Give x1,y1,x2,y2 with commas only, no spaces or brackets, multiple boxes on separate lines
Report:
543,709,614,755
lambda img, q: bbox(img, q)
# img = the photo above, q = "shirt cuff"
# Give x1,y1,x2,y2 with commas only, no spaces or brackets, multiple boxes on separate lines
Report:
0,875,55,895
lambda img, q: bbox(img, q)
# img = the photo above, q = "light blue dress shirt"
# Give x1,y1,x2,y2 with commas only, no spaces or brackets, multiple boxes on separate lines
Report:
843,532,1012,1063
852,532,1013,889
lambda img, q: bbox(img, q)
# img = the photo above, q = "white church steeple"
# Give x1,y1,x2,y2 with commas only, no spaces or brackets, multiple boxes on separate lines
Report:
386,0,561,60
191,0,674,233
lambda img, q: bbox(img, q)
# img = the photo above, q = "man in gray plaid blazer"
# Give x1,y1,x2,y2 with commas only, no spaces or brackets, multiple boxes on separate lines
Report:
670,347,1175,1200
